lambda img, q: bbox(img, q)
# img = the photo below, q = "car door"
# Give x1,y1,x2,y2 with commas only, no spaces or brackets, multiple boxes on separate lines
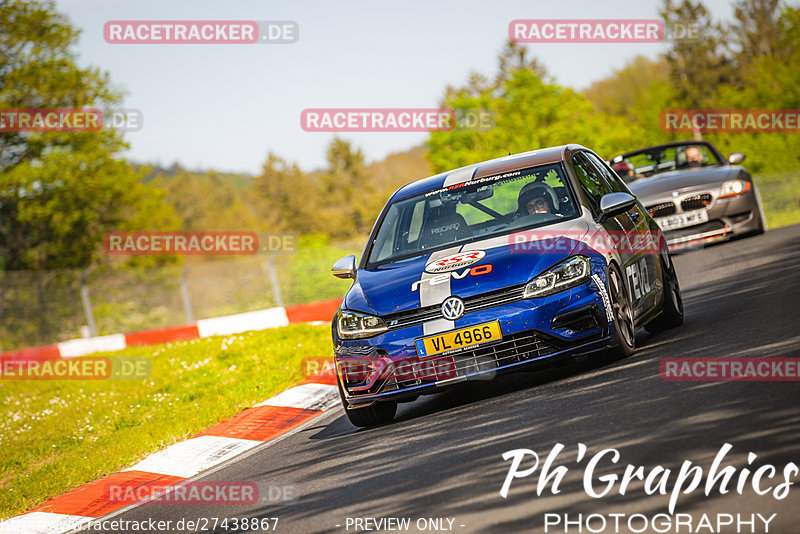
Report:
585,151,660,318
571,151,646,320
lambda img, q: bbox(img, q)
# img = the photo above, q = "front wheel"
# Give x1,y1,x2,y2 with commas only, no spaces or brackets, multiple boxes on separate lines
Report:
337,378,396,428
606,264,636,359
750,204,767,235
645,253,684,333
751,186,767,235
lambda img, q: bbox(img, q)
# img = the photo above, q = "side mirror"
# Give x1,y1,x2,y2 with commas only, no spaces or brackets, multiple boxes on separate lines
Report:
728,152,746,165
332,255,357,279
598,192,637,223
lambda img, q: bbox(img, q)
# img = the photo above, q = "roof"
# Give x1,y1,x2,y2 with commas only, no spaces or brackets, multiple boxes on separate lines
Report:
389,145,577,202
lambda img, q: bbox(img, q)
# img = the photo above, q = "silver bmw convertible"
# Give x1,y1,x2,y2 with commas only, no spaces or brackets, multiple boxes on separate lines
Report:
609,141,766,251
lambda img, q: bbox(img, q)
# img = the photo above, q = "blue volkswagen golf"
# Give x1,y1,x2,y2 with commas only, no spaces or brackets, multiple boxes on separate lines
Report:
331,145,683,427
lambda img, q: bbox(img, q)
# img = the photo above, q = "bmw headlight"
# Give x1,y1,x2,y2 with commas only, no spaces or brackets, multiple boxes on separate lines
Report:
524,256,591,298
336,310,388,339
719,179,751,199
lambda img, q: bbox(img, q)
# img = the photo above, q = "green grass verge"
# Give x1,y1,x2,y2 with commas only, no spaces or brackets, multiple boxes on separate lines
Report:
0,323,333,520
281,235,363,305
755,171,800,229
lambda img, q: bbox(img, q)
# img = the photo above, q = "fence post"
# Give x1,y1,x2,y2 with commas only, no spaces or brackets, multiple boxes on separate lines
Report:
264,255,283,307
180,267,194,323
80,270,98,337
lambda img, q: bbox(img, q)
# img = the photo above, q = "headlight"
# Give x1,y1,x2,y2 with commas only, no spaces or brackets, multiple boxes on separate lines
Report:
523,256,591,298
719,179,751,199
336,310,388,339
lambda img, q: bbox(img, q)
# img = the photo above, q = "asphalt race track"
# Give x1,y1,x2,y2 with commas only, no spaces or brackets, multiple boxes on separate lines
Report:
89,224,800,534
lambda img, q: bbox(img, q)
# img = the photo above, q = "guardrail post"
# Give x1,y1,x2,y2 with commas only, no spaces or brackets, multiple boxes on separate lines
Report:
80,270,98,337
180,267,194,323
264,255,283,307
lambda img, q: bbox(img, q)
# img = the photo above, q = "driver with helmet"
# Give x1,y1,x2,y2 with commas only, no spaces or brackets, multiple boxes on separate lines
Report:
516,182,561,217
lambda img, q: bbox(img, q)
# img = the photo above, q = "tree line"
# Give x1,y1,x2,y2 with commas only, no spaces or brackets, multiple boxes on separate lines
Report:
1,0,798,273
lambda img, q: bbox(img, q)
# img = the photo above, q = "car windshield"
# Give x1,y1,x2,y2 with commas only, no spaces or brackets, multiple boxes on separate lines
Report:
365,163,579,267
613,144,723,184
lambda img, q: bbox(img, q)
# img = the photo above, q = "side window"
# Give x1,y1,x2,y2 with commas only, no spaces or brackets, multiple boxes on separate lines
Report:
372,200,420,261
407,201,425,243
372,207,400,262
572,152,611,215
585,152,632,195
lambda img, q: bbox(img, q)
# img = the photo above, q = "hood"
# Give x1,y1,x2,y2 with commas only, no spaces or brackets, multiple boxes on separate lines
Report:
344,218,590,316
628,166,738,199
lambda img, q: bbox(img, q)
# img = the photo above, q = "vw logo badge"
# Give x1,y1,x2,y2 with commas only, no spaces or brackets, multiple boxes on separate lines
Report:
441,296,465,321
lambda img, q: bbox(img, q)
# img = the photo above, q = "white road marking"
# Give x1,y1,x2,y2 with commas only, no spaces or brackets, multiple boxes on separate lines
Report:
122,435,261,478
196,307,289,337
255,383,340,411
57,335,126,358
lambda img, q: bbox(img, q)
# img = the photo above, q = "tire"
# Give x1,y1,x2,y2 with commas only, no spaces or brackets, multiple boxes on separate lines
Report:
752,185,767,235
337,377,396,428
645,252,684,333
606,264,636,359
750,204,766,235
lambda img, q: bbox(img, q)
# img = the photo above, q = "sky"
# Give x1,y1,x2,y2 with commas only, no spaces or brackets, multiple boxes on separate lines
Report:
54,0,736,174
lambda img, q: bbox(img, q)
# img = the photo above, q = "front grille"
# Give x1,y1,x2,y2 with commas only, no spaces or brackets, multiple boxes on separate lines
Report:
380,330,559,393
681,194,712,211
647,202,676,217
383,284,527,330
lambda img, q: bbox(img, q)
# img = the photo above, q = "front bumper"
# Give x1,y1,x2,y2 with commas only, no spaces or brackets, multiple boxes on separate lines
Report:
658,189,762,251
334,269,615,407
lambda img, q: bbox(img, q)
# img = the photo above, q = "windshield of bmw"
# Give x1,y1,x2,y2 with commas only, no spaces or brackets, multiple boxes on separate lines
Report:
365,163,579,267
612,144,723,183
